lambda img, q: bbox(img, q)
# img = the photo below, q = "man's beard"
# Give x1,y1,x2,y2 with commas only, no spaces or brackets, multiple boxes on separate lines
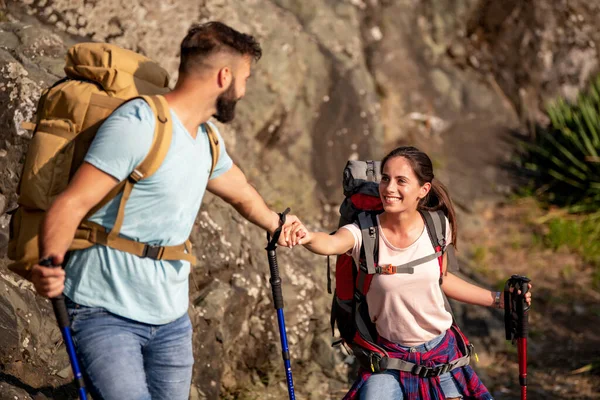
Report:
213,79,239,123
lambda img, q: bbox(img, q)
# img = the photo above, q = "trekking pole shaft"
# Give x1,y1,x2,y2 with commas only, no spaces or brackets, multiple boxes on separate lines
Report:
276,309,296,400
517,280,529,400
518,338,527,399
52,298,88,400
42,259,87,400
266,249,296,400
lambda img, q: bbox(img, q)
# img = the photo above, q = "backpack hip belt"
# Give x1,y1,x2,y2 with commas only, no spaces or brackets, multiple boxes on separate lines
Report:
76,220,196,264
356,325,474,374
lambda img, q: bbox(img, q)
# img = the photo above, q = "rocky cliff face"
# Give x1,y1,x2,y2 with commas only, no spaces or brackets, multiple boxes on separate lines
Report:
0,1,597,399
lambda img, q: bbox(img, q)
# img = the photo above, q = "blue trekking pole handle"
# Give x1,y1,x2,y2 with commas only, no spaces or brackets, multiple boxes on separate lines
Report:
40,258,88,400
265,208,296,400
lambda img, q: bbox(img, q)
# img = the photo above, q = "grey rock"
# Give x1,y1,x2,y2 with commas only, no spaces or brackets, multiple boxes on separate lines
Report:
0,230,8,258
55,366,70,379
0,384,34,400
0,193,7,214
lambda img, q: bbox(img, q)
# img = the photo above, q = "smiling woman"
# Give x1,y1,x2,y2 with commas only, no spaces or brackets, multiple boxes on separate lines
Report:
287,145,532,400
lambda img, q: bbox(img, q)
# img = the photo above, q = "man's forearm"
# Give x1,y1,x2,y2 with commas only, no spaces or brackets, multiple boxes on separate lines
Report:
39,195,88,259
229,185,279,234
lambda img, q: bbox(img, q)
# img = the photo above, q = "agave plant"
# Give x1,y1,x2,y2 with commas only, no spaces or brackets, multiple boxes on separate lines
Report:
524,75,600,212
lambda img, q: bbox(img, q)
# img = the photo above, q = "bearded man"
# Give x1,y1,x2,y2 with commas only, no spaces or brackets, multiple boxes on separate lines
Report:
30,21,299,400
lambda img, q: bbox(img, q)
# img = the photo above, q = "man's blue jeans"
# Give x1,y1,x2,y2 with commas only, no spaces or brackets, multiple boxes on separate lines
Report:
66,298,194,400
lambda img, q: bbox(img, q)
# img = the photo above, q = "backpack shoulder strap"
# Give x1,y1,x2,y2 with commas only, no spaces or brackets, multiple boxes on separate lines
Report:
422,209,460,273
355,212,379,296
130,95,173,178
357,212,378,275
83,95,172,232
75,95,196,263
107,95,172,239
203,122,221,178
421,210,446,249
421,209,449,276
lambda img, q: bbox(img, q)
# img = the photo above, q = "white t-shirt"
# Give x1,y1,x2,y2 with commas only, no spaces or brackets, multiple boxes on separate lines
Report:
341,215,453,347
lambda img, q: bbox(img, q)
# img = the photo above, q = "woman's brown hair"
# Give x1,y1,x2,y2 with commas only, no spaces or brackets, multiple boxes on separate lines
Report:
381,146,458,248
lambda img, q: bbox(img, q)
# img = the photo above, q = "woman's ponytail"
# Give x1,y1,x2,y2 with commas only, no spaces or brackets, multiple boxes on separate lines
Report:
420,178,458,249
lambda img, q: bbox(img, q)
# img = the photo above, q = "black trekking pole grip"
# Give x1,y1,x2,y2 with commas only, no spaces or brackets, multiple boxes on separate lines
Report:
267,250,285,310
265,208,290,310
516,280,530,339
505,275,530,400
39,258,70,329
505,275,531,339
52,295,71,329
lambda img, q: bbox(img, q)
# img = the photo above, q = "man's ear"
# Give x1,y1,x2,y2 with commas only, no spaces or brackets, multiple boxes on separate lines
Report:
217,67,231,88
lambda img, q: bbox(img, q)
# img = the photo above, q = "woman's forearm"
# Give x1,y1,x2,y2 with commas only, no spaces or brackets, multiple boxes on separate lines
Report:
441,272,497,308
302,230,354,256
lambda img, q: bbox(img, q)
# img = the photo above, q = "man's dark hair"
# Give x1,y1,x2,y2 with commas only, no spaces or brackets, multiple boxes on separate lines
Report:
179,21,262,76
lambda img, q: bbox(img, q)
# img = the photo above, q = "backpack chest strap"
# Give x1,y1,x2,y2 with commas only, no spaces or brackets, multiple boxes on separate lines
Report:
375,250,443,275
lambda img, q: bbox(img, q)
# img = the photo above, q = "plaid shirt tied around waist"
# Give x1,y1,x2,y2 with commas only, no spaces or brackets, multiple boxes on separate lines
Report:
343,328,494,400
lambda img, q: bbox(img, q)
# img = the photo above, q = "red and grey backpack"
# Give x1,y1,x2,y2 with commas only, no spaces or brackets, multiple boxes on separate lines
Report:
328,160,475,376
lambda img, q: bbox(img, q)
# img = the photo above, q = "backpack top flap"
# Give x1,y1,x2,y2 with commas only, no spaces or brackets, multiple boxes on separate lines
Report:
64,43,170,96
343,160,381,197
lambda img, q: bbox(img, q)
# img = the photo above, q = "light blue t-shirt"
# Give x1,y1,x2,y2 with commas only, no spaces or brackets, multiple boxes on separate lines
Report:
63,99,233,324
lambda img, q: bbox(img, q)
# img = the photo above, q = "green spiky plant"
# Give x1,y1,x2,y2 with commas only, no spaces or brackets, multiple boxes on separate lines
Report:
524,75,600,213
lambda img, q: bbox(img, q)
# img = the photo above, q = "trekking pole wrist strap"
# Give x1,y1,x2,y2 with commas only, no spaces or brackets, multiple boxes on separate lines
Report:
266,207,291,250
493,291,502,309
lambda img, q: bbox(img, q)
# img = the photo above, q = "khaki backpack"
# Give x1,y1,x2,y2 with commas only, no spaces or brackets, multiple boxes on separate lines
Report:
8,43,220,279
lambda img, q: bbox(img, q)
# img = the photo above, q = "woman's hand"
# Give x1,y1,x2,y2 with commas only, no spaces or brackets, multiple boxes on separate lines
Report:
283,219,310,248
524,282,532,307
500,282,533,309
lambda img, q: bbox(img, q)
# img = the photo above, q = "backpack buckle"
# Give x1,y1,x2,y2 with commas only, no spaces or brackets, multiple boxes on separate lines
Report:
142,244,163,259
368,226,376,237
129,169,144,183
432,364,450,376
376,264,395,274
412,364,432,377
369,353,383,373
412,363,450,378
